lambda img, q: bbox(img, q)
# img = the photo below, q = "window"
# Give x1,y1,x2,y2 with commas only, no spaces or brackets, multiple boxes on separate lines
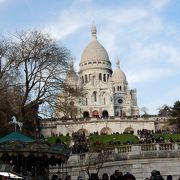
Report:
103,74,106,82
117,86,119,91
107,74,109,80
82,76,84,84
118,99,123,104
86,98,88,105
85,75,88,83
104,97,106,104
120,86,121,91
99,73,102,80
89,74,91,81
93,91,97,102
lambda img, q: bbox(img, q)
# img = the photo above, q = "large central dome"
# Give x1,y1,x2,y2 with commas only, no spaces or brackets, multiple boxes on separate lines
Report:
80,25,110,63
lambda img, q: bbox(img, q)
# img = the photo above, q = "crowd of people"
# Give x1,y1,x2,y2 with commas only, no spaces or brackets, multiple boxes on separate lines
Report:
137,129,175,144
138,129,155,144
70,128,177,154
86,170,177,180
71,132,89,154
51,170,178,180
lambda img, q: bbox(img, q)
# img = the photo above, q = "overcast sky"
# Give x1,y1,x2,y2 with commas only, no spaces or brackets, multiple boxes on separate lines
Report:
0,0,180,114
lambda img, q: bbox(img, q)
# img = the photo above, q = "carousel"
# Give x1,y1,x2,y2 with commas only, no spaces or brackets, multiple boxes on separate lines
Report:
0,118,71,179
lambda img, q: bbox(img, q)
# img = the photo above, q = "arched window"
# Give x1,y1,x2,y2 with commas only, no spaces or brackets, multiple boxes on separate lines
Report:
85,74,88,83
120,86,121,91
83,111,89,118
89,74,91,81
117,86,119,91
104,97,106,104
107,74,109,81
93,91,97,102
99,73,102,80
103,74,106,82
102,110,109,118
86,98,88,105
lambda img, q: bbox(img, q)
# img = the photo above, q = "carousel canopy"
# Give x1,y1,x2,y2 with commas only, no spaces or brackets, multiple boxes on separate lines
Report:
0,132,34,143
0,132,71,159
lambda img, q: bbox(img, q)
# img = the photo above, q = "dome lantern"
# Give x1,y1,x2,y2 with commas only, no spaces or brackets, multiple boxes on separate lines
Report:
91,24,97,40
116,56,120,69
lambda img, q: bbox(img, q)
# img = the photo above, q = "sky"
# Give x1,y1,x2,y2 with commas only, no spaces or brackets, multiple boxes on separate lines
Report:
0,0,180,114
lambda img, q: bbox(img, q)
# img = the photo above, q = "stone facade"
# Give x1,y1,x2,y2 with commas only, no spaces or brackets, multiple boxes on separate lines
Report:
59,25,139,119
41,117,155,137
41,25,166,137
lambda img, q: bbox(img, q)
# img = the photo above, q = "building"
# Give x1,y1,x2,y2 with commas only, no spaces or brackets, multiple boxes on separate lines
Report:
41,25,156,137
62,25,139,119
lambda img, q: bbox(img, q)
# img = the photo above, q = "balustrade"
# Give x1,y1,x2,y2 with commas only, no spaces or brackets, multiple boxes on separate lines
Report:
159,143,175,150
117,145,132,153
141,144,157,151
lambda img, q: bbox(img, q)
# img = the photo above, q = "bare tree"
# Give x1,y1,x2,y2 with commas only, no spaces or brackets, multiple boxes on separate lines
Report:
0,35,18,135
0,35,15,79
158,105,171,117
0,30,71,134
140,107,149,116
82,151,106,179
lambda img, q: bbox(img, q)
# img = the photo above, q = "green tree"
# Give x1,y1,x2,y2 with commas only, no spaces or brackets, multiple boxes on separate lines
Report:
170,100,180,132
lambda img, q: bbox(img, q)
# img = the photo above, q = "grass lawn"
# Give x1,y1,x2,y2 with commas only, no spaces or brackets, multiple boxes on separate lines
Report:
89,134,139,145
47,133,180,148
48,135,71,145
154,133,180,142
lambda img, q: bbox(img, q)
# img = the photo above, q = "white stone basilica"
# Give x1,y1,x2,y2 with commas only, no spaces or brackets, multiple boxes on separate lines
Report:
41,25,156,137
64,25,139,118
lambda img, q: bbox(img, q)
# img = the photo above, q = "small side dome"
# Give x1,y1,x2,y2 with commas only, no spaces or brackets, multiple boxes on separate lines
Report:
112,57,127,83
65,62,79,85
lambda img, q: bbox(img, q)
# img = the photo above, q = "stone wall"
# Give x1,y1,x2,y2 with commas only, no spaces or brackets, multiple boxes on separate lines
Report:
50,143,180,180
41,117,155,137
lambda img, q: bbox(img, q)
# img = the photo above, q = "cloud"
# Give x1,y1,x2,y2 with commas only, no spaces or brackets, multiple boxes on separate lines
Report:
144,83,180,114
149,0,170,11
41,0,179,114
0,0,7,6
127,67,173,84
43,1,93,40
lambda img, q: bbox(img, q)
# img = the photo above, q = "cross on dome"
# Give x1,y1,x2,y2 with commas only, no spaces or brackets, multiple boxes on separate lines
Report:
91,24,97,40
116,56,120,68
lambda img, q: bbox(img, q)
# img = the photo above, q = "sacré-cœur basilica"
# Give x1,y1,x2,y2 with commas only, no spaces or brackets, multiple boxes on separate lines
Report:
41,25,160,137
